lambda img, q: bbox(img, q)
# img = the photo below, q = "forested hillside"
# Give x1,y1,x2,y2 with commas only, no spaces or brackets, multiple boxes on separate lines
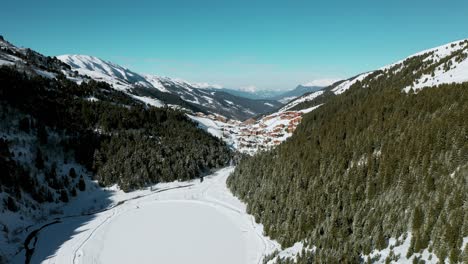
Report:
228,52,468,262
0,65,231,208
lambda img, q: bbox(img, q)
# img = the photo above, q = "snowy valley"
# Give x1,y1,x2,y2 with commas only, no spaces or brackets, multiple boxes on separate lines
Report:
1,34,468,264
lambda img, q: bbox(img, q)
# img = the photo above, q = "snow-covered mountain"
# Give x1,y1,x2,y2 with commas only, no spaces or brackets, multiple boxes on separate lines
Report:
57,55,154,90
57,54,282,120
281,39,468,112
0,36,72,78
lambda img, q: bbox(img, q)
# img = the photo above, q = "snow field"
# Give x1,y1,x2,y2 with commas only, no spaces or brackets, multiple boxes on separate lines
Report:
15,167,281,264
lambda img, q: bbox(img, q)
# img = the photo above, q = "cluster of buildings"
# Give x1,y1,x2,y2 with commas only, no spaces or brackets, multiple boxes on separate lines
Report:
194,110,306,155
234,111,303,154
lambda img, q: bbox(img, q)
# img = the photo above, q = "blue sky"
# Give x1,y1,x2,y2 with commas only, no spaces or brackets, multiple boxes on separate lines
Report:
3,0,468,90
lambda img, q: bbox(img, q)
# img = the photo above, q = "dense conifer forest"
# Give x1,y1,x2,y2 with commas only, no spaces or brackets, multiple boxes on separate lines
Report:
228,55,468,262
0,65,231,207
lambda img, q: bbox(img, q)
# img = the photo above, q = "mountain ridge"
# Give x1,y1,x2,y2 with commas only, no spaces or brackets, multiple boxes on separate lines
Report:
57,54,282,120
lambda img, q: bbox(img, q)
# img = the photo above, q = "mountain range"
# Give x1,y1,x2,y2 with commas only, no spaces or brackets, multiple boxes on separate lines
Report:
56,54,283,120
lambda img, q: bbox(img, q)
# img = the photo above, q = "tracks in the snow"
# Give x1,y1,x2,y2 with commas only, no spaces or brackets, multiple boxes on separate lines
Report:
21,184,194,264
21,167,276,264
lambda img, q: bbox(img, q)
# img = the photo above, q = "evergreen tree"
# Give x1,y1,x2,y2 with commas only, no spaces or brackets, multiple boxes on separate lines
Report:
78,176,86,192
35,148,44,170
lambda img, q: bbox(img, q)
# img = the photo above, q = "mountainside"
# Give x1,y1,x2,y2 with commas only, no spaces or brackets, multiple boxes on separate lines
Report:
0,38,232,262
57,55,282,120
227,39,468,263
281,39,468,114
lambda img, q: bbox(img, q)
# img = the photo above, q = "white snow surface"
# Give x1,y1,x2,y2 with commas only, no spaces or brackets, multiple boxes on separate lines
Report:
300,104,323,114
131,94,165,107
11,167,281,264
142,74,170,93
331,72,373,95
399,39,468,92
0,58,15,66
57,55,152,91
280,90,324,111
362,233,443,264
375,39,468,92
187,114,224,139
267,242,314,264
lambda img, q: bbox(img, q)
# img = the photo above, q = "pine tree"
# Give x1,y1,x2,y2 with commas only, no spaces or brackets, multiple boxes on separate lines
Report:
78,176,86,191
6,196,18,212
69,167,77,178
59,189,69,203
37,124,47,144
35,148,44,170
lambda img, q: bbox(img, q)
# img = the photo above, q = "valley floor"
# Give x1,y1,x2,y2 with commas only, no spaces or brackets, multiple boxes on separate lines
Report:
12,167,280,264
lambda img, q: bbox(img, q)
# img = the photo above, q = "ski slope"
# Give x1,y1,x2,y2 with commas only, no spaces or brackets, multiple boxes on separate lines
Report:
14,167,280,264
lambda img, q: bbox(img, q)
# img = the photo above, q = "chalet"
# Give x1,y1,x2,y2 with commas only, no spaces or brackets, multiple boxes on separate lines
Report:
273,127,284,133
242,118,256,125
262,115,277,121
216,115,227,122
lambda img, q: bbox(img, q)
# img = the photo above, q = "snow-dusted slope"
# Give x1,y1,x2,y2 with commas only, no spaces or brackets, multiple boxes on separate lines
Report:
57,55,153,91
279,90,324,111
281,39,468,112
333,39,468,94
0,38,70,78
57,54,282,120
399,39,468,91
331,72,372,94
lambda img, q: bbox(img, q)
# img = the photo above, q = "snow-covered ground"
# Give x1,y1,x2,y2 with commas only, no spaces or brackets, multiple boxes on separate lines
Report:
279,90,324,112
362,233,438,263
331,72,372,94
187,114,226,140
11,167,283,264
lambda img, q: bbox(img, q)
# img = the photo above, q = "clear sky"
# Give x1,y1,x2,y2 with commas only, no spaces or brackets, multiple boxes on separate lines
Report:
3,0,468,90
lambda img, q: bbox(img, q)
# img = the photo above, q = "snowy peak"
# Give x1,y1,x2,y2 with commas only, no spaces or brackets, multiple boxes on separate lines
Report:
57,55,153,91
